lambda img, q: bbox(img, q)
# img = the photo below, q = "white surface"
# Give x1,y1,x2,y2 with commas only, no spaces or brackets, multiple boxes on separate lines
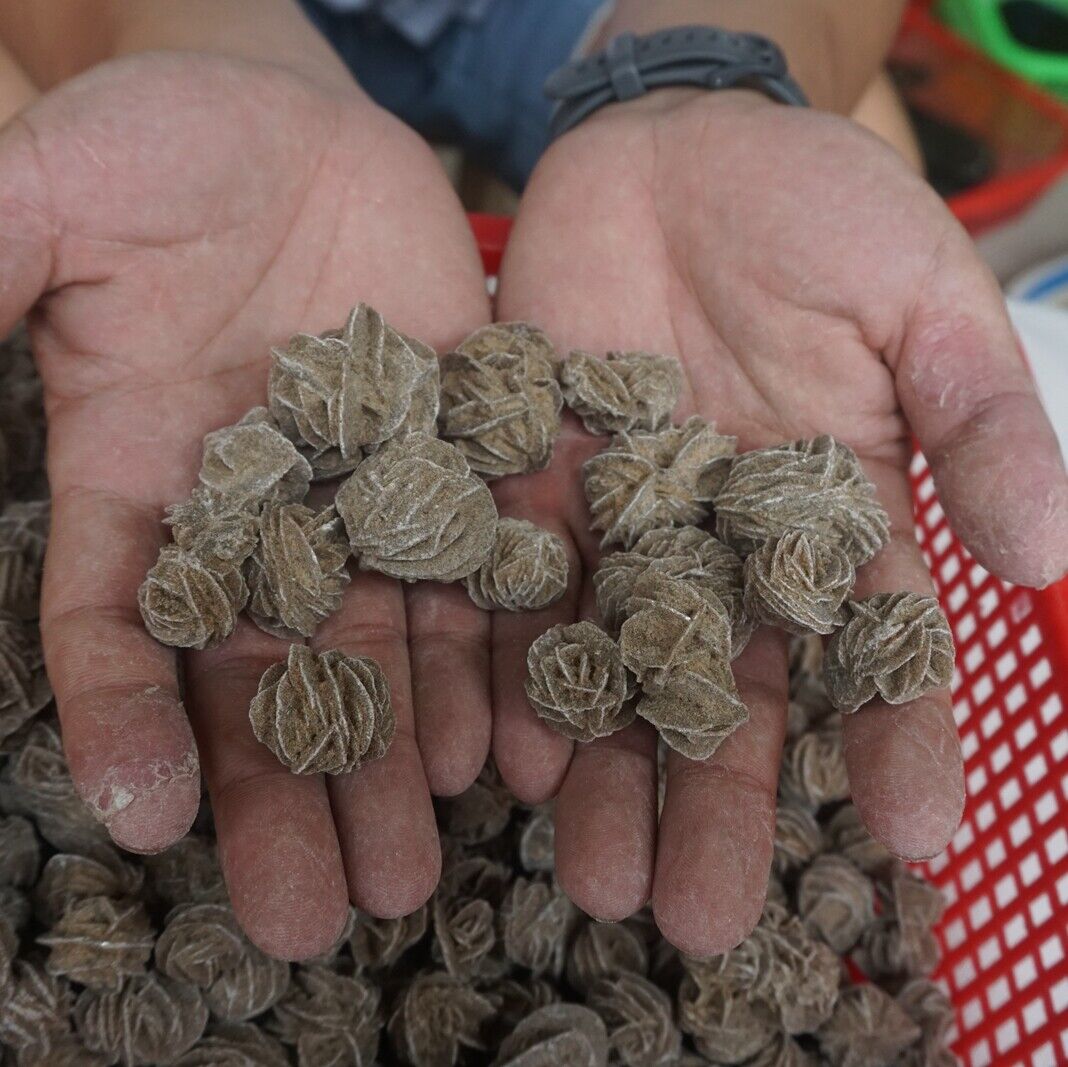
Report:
1009,298,1068,461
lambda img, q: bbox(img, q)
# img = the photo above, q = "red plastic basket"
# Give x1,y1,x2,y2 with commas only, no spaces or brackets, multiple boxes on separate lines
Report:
470,216,1068,1067
895,4,1068,235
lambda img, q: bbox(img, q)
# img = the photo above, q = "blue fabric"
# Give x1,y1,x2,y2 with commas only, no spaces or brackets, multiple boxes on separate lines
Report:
310,0,494,47
299,0,609,188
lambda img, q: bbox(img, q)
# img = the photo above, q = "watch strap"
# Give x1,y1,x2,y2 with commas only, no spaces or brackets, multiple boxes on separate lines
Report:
545,25,808,140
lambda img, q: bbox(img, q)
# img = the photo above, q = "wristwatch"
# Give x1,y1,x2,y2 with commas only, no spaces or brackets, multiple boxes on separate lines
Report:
545,25,809,141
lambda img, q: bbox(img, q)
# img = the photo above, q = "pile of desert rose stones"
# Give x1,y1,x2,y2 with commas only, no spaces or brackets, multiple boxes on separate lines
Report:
0,318,960,1065
137,306,953,773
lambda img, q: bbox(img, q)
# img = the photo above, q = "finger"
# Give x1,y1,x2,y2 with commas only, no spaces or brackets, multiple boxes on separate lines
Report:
841,456,964,861
893,235,1067,588
652,628,788,959
405,581,492,797
40,486,200,854
554,720,659,922
317,571,440,918
490,469,584,805
0,116,53,337
184,623,349,960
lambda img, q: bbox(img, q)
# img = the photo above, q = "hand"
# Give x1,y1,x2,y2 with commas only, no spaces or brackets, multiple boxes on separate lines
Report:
493,89,1068,957
0,51,494,958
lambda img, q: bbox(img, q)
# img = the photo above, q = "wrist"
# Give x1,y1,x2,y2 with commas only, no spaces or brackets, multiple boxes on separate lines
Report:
109,0,356,95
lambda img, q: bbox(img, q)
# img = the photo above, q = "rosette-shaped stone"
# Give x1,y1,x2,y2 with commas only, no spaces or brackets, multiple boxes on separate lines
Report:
620,572,747,760
525,622,634,743
857,866,943,981
164,488,259,572
75,973,208,1067
584,417,737,548
745,1034,819,1067
156,903,290,1022
464,518,568,612
199,408,312,506
772,803,823,878
824,593,954,712
337,433,498,582
0,721,111,856
18,1031,111,1067
442,759,514,845
349,906,428,971
620,571,731,690
826,803,892,875
896,979,955,1053
690,903,840,1036
432,854,510,981
677,977,778,1065
0,958,75,1057
501,876,575,978
743,530,855,635
816,984,921,1067
567,921,649,995
171,1022,289,1067
0,614,52,743
797,854,874,952
560,350,682,435
456,321,558,364
388,971,496,1067
518,805,555,873
588,973,681,1067
138,546,248,650
269,304,440,472
244,503,349,638
714,436,890,564
249,645,394,775
39,895,155,990
495,1004,609,1067
143,834,227,909
34,849,144,925
595,526,751,655
778,722,850,810
0,499,49,620
440,325,562,478
488,977,559,1048
269,965,381,1066
0,814,40,886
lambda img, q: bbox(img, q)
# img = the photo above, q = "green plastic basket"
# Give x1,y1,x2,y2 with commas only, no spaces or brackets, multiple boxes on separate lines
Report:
938,0,1068,98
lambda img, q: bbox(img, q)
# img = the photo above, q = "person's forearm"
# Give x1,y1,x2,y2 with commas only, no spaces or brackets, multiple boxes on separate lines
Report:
593,0,907,113
0,0,353,94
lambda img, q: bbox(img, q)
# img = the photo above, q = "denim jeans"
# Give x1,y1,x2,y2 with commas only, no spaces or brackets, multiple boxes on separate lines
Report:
299,0,610,188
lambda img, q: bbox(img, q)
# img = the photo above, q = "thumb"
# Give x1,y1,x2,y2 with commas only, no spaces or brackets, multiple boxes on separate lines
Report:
892,229,1068,589
0,115,55,335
